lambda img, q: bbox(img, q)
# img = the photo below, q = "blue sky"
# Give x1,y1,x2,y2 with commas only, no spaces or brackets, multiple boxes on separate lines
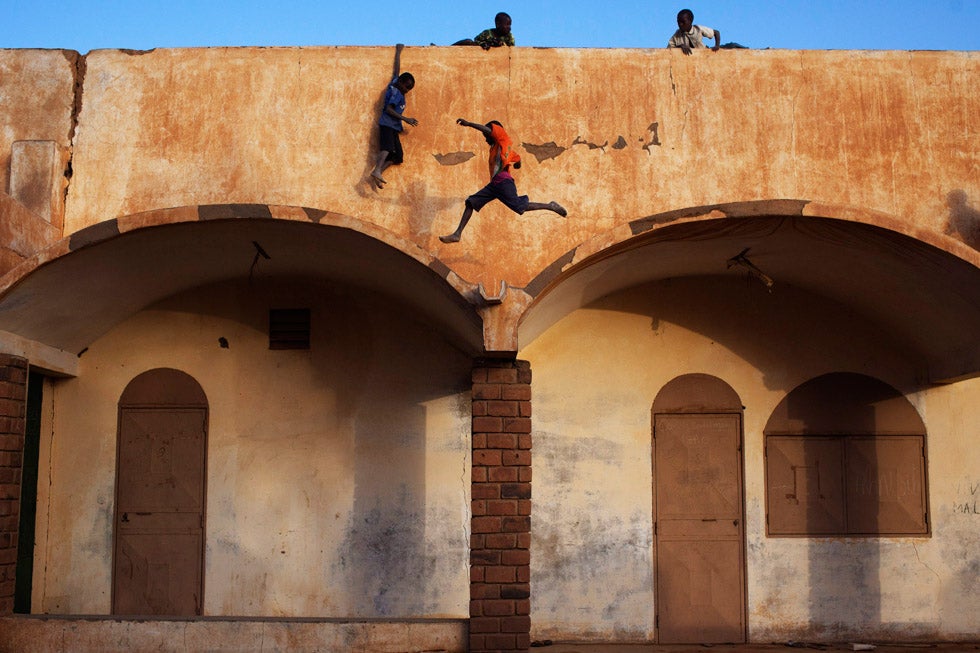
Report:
2,1,978,53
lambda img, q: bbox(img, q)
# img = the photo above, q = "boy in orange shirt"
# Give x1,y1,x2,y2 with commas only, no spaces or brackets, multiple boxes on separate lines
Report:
439,118,566,244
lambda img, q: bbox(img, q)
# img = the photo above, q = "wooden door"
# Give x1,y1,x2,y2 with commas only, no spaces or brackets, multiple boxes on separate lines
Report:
113,369,207,615
654,412,745,644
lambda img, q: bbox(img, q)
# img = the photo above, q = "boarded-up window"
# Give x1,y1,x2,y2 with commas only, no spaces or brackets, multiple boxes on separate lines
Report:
766,435,926,536
764,373,928,537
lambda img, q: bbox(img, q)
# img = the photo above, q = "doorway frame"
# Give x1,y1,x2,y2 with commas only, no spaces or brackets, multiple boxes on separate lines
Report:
111,368,209,616
651,373,747,644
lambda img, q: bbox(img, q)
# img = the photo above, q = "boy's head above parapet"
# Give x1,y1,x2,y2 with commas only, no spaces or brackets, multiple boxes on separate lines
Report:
676,8,694,32
494,12,513,38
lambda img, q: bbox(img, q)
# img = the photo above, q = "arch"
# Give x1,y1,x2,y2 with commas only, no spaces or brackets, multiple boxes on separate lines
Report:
522,200,980,302
120,367,208,407
2,203,477,299
517,206,980,384
764,372,925,436
0,206,485,359
652,373,741,414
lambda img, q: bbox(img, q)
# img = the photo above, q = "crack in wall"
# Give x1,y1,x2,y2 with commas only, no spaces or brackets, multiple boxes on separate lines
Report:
63,51,86,222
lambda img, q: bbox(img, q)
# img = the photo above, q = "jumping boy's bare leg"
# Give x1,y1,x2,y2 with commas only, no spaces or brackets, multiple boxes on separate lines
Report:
526,201,568,217
371,152,391,187
439,204,475,243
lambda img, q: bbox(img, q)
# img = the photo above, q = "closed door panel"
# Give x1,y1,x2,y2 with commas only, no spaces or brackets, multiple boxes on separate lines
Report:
657,538,743,643
117,409,205,513
114,407,206,616
655,413,745,644
115,530,202,615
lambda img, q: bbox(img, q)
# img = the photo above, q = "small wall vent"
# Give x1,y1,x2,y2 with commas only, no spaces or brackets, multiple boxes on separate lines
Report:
269,309,310,350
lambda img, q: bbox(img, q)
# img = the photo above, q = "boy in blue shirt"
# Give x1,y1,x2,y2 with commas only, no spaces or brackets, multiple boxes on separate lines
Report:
371,44,418,188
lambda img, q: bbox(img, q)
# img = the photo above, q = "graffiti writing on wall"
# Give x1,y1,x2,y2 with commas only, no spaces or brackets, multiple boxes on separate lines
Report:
952,481,980,515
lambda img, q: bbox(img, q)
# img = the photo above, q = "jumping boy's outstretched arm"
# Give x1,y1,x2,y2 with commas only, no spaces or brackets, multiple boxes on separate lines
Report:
457,118,491,136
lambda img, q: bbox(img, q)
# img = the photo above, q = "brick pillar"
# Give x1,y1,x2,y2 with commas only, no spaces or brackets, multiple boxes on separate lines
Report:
470,359,532,653
0,355,27,614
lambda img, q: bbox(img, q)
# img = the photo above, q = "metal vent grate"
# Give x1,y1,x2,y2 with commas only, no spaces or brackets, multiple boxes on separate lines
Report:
269,309,310,350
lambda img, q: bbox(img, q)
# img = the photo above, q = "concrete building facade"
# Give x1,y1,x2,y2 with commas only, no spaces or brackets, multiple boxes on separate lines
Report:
0,45,977,652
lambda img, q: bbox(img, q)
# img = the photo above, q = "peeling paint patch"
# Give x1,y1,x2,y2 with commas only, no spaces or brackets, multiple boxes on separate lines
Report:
433,151,475,166
612,136,628,150
629,213,682,235
522,141,567,163
944,189,980,250
522,248,577,297
572,136,608,152
428,258,452,280
198,204,273,221
68,219,119,250
630,200,812,235
642,122,662,153
302,207,327,223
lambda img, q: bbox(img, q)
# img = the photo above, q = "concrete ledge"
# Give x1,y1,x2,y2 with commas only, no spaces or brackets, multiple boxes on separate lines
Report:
0,615,467,653
0,330,78,377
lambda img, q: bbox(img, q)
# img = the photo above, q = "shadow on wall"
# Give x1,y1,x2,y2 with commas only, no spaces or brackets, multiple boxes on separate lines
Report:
340,295,472,617
945,190,980,250
768,374,931,640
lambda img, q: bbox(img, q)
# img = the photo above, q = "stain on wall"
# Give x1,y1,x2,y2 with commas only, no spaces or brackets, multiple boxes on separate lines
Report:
433,151,475,166
945,189,980,249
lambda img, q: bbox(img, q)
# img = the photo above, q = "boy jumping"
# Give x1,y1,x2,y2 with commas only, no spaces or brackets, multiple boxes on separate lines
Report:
371,44,418,188
439,118,566,244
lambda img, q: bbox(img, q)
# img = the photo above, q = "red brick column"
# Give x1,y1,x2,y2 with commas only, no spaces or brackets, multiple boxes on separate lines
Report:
470,359,532,653
0,355,27,614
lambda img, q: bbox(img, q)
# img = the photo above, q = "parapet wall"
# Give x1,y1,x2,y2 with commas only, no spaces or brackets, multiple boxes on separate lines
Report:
1,46,978,289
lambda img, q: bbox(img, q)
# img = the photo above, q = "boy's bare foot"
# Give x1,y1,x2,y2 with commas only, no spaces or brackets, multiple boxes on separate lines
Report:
439,233,461,244
370,172,387,188
549,201,567,217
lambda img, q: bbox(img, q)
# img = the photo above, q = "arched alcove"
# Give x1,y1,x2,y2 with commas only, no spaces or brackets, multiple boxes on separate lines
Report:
652,373,742,414
763,372,928,537
114,367,208,616
518,212,980,383
119,367,208,407
651,373,746,644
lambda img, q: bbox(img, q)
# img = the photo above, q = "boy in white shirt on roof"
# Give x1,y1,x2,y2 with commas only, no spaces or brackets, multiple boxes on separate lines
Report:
667,8,721,54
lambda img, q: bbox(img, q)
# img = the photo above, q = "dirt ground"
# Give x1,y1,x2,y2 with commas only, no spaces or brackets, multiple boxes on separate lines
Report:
534,642,980,653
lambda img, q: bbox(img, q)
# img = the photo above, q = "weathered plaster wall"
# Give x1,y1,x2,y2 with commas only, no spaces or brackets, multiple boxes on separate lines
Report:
0,49,76,196
0,50,76,271
520,277,979,642
31,278,472,617
60,48,980,289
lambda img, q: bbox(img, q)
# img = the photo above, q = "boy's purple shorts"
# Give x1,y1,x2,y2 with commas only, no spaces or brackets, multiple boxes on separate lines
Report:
466,178,529,214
